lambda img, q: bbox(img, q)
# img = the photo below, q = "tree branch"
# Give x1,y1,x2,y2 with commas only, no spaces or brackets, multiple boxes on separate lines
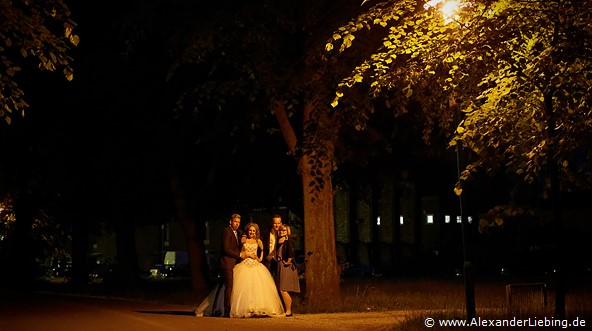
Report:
273,100,298,155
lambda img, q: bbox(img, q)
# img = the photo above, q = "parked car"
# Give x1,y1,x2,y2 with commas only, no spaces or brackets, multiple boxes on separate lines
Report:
161,251,190,278
145,264,167,279
88,264,118,284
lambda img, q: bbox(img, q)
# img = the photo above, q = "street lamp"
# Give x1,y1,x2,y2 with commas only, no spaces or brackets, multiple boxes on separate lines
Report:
425,0,476,320
424,0,463,24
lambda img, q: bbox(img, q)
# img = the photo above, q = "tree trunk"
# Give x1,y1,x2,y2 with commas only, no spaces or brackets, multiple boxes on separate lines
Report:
274,99,342,310
115,213,139,290
170,174,209,296
12,191,35,288
182,220,209,296
299,151,342,309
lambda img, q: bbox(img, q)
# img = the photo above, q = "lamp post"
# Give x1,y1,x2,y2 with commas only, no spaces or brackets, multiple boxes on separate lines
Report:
456,139,476,320
425,0,476,320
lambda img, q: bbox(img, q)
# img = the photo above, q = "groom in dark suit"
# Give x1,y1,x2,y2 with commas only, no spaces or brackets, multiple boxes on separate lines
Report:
219,213,242,317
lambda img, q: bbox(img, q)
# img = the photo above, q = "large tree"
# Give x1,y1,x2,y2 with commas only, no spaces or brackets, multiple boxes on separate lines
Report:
0,0,79,286
166,0,384,309
328,0,592,318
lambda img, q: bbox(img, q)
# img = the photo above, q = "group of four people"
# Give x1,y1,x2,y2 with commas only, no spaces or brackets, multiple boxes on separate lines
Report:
196,213,300,318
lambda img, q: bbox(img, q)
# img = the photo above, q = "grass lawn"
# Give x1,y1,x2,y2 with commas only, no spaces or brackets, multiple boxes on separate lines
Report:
331,275,591,330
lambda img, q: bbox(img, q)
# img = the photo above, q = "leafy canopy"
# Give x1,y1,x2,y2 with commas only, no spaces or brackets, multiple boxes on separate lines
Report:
0,0,79,124
328,0,592,199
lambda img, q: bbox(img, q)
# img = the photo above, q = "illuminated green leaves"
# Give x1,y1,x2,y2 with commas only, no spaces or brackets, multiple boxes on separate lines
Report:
330,0,592,196
0,0,78,123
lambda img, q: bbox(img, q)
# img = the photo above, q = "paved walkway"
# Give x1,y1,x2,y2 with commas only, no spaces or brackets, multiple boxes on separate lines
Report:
0,290,411,331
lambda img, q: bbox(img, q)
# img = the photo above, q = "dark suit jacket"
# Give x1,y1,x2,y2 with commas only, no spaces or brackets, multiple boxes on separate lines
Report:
263,225,296,261
262,226,274,261
220,225,242,270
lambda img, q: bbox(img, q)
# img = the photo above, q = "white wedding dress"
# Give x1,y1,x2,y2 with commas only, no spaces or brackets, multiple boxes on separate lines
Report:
195,282,225,317
230,241,285,318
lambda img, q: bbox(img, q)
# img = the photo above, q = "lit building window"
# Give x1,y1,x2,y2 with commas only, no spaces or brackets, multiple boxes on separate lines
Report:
456,216,462,223
426,214,434,224
376,216,381,226
467,216,473,224
400,216,404,225
445,215,451,223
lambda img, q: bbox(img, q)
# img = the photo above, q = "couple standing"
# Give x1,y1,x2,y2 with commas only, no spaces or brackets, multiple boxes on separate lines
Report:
196,213,300,318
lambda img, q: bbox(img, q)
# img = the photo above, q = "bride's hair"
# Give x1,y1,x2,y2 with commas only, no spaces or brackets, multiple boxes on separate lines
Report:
244,222,260,240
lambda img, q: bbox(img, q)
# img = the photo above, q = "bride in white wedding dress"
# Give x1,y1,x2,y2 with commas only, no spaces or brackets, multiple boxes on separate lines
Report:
230,222,285,318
